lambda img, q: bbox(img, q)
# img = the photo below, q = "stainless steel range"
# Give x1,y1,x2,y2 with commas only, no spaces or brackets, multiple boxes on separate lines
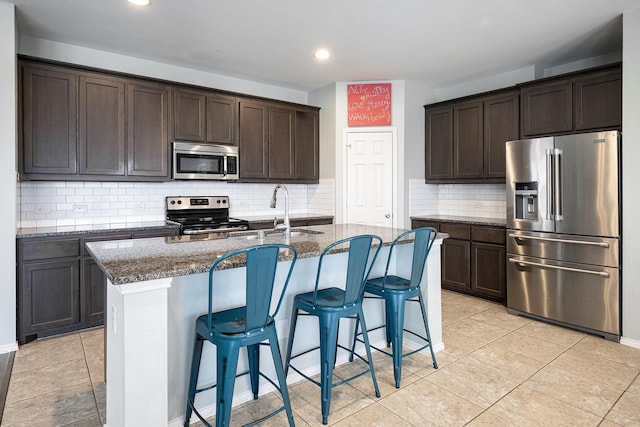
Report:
165,196,249,235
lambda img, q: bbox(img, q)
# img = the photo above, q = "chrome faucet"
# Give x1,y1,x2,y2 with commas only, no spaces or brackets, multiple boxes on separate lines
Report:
270,184,290,237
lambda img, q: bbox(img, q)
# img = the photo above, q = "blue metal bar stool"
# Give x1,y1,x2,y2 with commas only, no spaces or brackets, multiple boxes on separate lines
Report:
184,244,298,427
284,235,382,425
350,227,438,388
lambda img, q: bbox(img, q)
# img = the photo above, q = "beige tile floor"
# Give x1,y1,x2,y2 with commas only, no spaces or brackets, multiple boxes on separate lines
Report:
3,290,640,426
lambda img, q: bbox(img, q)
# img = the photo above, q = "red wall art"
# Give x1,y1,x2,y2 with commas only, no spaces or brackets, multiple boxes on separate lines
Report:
347,83,392,126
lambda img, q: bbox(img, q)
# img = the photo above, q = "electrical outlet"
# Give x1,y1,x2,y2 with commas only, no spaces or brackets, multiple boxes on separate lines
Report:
35,205,51,214
73,204,89,213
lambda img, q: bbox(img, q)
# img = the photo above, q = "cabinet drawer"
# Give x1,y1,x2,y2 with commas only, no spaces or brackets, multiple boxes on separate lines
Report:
411,220,440,231
22,238,81,261
440,223,470,240
471,227,505,244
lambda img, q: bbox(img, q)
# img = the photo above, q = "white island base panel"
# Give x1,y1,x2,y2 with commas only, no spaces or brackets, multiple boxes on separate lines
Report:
104,240,444,427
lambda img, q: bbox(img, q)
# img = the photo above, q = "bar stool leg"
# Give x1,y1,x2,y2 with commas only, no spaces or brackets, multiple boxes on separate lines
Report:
319,314,340,425
419,295,438,369
247,344,260,399
267,327,295,426
386,295,405,388
215,342,241,427
357,308,380,397
284,307,299,375
184,335,204,427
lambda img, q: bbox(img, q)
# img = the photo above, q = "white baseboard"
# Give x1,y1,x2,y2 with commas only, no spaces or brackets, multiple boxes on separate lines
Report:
0,342,18,354
620,336,640,349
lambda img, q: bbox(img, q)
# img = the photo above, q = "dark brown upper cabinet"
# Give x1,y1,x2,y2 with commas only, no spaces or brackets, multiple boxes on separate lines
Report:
520,79,573,137
239,99,270,180
425,105,453,181
453,100,484,179
126,81,170,177
78,75,126,175
173,88,237,145
574,67,622,131
239,98,319,183
425,89,518,184
483,92,519,179
268,105,295,180
21,62,78,175
520,63,621,138
294,108,320,182
19,59,171,181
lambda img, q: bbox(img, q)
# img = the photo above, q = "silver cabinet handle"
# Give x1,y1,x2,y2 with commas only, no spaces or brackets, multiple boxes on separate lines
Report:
508,233,610,248
508,258,610,278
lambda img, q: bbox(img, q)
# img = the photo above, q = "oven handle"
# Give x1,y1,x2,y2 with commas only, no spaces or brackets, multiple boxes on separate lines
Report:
508,257,610,278
508,233,609,248
183,226,248,235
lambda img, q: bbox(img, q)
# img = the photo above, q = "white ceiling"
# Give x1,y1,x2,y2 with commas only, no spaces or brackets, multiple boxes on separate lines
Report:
5,0,640,92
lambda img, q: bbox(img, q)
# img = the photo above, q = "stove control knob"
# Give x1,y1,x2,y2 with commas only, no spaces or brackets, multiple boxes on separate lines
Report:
222,199,227,204
170,200,175,205
177,200,182,205
216,199,221,204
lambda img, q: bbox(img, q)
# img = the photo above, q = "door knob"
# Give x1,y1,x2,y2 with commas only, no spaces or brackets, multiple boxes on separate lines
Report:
385,214,391,218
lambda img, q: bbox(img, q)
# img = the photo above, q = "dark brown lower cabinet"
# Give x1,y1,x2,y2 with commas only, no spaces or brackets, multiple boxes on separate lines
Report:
411,218,506,303
17,227,178,344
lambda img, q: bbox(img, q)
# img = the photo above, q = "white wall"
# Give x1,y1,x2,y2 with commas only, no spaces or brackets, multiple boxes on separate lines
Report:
0,2,17,353
622,7,640,345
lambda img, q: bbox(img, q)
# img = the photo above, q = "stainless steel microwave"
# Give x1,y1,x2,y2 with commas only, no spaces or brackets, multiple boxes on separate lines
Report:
172,142,239,180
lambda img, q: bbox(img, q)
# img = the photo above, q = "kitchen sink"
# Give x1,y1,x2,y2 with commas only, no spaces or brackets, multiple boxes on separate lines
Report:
229,228,324,240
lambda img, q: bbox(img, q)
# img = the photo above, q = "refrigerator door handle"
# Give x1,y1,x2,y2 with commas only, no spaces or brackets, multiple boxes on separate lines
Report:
508,258,610,278
553,148,563,221
508,233,610,248
546,149,554,220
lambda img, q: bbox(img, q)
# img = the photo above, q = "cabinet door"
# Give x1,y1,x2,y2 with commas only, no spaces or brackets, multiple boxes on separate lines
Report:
453,101,484,179
78,75,126,175
471,242,505,300
521,80,572,137
574,68,622,131
441,239,470,291
425,106,452,181
294,109,319,182
483,92,519,179
239,100,269,180
83,258,106,324
174,89,206,142
20,260,80,338
268,105,295,180
126,81,170,177
22,63,78,175
207,94,237,145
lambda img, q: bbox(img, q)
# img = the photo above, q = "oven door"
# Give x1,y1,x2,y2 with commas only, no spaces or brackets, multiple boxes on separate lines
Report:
172,142,239,180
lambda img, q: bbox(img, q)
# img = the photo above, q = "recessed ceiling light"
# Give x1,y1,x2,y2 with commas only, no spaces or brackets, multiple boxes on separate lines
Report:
314,49,330,60
128,0,151,6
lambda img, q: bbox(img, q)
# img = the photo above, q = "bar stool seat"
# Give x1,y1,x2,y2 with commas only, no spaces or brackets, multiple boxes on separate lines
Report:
184,244,298,427
351,227,439,388
284,235,382,425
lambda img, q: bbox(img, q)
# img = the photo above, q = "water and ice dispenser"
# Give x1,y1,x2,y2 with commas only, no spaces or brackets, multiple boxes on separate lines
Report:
514,182,538,220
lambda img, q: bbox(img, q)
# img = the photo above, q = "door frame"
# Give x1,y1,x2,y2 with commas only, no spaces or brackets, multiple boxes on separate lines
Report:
342,127,398,228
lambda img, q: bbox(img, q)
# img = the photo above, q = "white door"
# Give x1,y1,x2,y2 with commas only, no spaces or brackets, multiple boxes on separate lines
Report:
345,131,394,227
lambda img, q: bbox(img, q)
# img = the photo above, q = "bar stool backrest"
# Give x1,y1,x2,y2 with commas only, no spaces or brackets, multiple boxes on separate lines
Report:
312,235,382,306
382,227,437,289
207,244,298,333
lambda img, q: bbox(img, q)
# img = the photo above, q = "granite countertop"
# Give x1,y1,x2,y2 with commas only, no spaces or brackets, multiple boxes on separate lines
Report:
16,221,179,238
411,214,506,227
85,223,447,285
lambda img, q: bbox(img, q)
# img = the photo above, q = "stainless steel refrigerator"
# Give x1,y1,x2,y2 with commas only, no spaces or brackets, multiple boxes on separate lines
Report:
506,130,621,341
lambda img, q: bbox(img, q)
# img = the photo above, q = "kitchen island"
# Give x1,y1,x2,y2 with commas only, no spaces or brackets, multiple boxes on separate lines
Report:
86,223,446,426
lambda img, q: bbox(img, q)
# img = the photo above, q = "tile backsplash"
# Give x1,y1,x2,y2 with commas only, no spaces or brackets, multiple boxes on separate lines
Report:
17,179,335,229
410,179,506,219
